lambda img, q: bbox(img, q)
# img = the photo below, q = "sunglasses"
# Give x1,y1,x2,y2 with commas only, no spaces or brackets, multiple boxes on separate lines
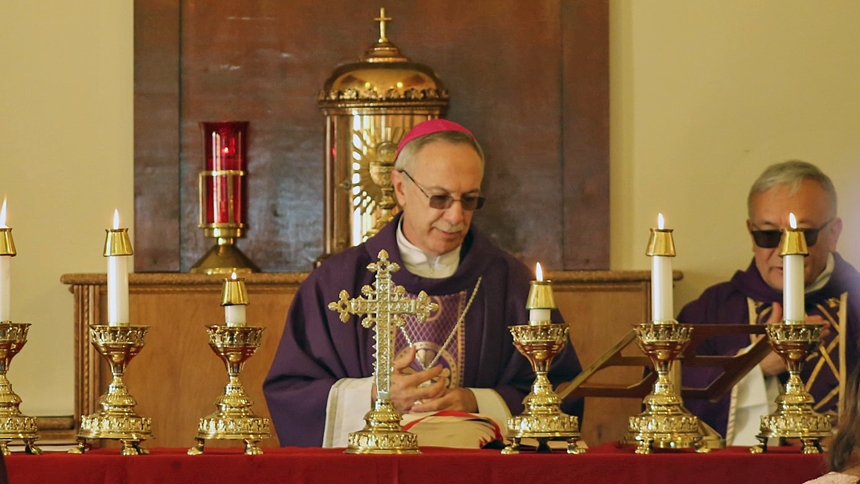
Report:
750,218,834,249
399,170,485,211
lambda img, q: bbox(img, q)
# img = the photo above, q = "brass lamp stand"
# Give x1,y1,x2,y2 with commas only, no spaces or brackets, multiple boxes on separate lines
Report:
191,121,259,275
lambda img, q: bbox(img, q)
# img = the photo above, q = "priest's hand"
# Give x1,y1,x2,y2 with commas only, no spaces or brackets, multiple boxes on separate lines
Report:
759,302,830,376
385,347,447,414
410,388,478,414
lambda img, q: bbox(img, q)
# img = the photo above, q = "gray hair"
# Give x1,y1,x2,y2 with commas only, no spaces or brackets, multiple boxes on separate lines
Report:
748,160,837,217
394,130,485,173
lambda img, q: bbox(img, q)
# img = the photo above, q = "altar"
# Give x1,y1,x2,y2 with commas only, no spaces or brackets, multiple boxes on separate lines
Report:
6,444,827,484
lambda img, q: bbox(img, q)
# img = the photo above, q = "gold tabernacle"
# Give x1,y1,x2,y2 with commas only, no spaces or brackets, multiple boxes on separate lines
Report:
328,249,437,454
318,8,449,260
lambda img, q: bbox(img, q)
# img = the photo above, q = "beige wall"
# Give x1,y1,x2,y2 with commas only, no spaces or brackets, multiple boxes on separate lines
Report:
0,1,133,415
2,1,860,417
610,0,860,313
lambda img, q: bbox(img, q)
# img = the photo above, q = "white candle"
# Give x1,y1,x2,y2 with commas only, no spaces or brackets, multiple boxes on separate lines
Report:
529,263,551,323
0,257,9,322
224,272,247,327
0,198,10,322
783,212,805,322
651,213,673,322
107,209,130,326
225,305,246,327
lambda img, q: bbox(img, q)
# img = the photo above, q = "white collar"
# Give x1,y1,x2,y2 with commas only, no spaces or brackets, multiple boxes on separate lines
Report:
806,253,835,293
396,219,461,278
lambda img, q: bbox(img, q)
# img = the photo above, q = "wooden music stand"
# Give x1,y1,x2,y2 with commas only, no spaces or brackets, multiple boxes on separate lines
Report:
557,324,771,403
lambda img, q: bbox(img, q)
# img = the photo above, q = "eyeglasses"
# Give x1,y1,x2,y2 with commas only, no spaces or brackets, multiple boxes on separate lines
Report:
750,218,835,249
399,170,485,211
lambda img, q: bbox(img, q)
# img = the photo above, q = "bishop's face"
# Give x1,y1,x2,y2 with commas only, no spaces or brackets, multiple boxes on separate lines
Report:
747,179,842,290
392,140,484,257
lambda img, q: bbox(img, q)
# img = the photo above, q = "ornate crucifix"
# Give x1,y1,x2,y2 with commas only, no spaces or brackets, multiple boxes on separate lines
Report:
328,249,437,453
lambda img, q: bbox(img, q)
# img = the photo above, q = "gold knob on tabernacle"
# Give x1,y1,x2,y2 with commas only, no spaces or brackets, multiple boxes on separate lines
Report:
221,278,249,306
780,228,808,257
646,229,676,257
526,281,556,311
0,229,15,257
103,228,134,257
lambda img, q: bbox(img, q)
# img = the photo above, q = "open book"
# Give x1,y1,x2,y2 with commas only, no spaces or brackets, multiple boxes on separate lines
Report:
402,411,505,449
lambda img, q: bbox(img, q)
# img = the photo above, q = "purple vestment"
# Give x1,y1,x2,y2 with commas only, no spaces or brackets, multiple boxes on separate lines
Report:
263,213,584,446
679,253,860,437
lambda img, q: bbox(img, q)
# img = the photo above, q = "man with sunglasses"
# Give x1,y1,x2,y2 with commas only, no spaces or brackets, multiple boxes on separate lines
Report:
264,119,583,447
680,160,860,446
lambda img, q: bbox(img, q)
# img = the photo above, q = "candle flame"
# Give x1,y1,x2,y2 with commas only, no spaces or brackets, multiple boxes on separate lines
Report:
657,213,665,230
0,196,6,228
112,209,120,229
535,262,543,282
789,212,797,229
231,271,238,281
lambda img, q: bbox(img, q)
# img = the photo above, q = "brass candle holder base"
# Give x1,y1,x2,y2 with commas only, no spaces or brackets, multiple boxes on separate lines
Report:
190,236,259,275
188,325,271,456
0,322,41,455
502,323,584,455
625,321,709,454
69,325,152,456
750,322,831,454
345,399,420,455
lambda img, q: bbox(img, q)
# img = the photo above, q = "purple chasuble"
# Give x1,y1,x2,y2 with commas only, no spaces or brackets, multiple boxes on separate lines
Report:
395,290,470,388
263,213,584,446
679,253,860,437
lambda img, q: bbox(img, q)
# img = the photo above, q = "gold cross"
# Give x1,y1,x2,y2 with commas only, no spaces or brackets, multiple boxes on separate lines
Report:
329,249,437,399
375,7,392,43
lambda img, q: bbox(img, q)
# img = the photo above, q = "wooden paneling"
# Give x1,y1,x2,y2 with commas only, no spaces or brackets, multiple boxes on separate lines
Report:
562,1,611,269
134,0,610,272
134,0,181,271
63,270,651,449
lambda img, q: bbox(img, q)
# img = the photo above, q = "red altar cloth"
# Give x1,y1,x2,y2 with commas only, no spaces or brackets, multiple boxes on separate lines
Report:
6,442,827,484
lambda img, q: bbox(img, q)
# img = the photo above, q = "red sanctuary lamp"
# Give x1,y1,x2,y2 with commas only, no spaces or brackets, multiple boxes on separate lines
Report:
190,121,260,274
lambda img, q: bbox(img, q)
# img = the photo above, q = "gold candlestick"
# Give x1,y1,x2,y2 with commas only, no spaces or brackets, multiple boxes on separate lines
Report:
751,225,830,454
503,268,583,454
69,325,152,455
624,225,709,454
0,322,41,455
0,219,41,455
188,276,271,455
71,221,151,455
327,250,437,454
